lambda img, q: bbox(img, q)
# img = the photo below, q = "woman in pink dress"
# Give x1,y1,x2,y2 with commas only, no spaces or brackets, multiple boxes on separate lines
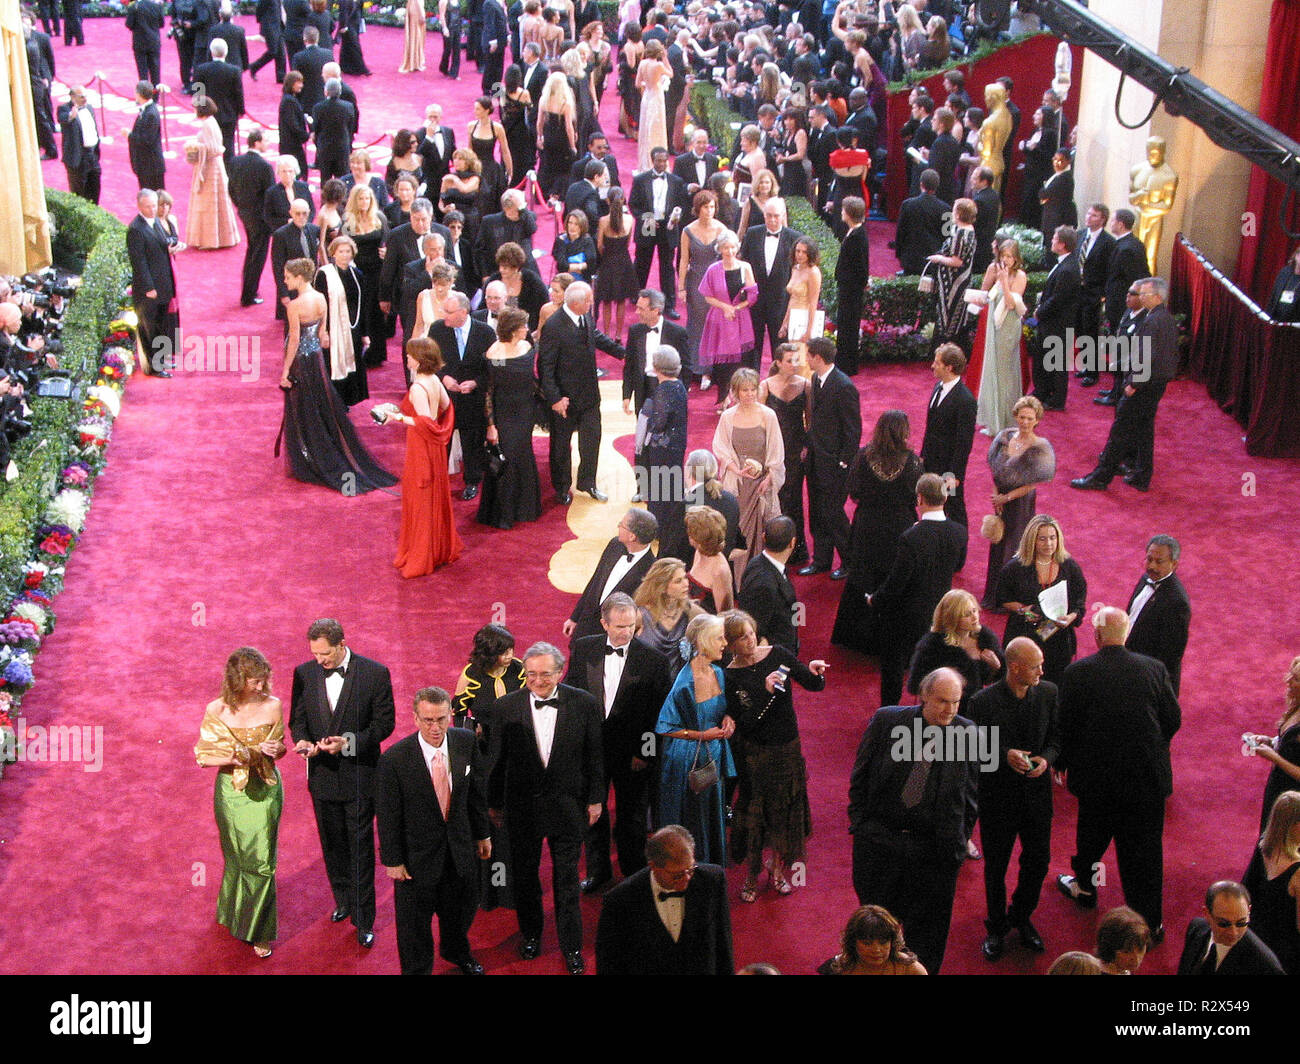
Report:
697,231,758,407
185,99,239,250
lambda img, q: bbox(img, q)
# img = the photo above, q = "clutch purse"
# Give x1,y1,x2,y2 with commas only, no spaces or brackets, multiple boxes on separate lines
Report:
980,513,1005,543
484,442,507,477
687,740,719,794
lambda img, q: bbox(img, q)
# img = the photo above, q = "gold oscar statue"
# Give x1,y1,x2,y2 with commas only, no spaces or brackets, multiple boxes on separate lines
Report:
979,83,1012,192
1129,136,1179,274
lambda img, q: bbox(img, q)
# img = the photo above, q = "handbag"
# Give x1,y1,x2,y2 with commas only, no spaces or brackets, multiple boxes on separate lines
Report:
980,513,1005,543
917,261,935,295
687,739,719,794
484,442,507,477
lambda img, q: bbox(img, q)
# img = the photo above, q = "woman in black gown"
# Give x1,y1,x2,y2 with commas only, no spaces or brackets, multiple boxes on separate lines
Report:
277,258,396,493
335,0,371,76
468,97,512,218
1242,791,1300,975
996,514,1086,685
340,184,390,366
501,66,535,189
278,74,310,177
535,71,577,200
831,410,923,653
451,622,526,910
478,308,543,529
1244,656,1300,833
760,343,809,566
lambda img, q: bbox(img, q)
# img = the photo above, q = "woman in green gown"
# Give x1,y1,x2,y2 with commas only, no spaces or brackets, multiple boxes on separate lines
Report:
195,648,287,958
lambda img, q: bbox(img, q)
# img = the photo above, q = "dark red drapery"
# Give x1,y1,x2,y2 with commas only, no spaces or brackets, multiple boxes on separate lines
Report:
1172,235,1300,457
1233,0,1300,303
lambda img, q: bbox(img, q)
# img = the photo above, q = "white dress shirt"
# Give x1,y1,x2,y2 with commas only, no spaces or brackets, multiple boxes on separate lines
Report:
642,320,662,375
602,641,628,717
920,510,947,522
599,544,650,603
932,377,959,407
417,732,453,797
324,648,352,711
1127,573,1171,630
78,107,99,149
650,869,685,941
652,172,668,219
692,153,707,187
530,693,559,767
764,228,781,273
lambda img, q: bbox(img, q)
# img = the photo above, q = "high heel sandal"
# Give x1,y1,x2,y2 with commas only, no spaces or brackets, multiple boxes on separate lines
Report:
739,881,758,903
253,943,273,958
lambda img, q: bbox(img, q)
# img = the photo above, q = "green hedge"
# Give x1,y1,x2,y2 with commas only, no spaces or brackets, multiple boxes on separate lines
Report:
0,192,129,599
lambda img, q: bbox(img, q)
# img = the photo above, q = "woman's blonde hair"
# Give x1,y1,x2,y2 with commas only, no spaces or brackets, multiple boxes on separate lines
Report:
685,505,727,557
1015,514,1069,566
635,557,688,619
343,184,381,231
1259,791,1300,860
452,147,483,175
685,612,724,653
221,647,272,710
931,589,980,646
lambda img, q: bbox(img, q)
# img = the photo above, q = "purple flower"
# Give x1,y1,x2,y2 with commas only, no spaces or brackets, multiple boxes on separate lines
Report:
3,660,34,687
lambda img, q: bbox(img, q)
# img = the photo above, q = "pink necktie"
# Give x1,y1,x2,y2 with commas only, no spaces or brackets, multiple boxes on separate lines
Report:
431,751,451,819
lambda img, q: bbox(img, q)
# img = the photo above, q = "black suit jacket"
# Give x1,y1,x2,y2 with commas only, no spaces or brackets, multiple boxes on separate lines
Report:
920,380,976,482
271,221,321,311
740,224,801,313
628,170,689,248
126,0,165,51
1125,572,1191,696
128,103,165,182
1176,920,1286,976
417,125,457,188
210,20,249,69
836,225,870,299
291,43,333,112
894,192,947,275
1132,302,1179,386
1105,232,1150,331
538,306,625,413
487,685,604,830
1058,645,1181,805
972,186,1002,274
312,97,356,167
126,214,176,303
595,864,734,975
376,729,491,884
845,106,879,154
566,635,671,773
568,538,657,643
262,180,315,231
282,0,311,52
624,319,688,411
673,150,719,191
427,318,494,402
191,59,244,126
564,179,604,228
808,367,861,468
1034,254,1082,341
379,220,453,306
967,678,1060,802
519,61,547,126
569,151,621,189
227,151,275,218
288,652,397,802
1079,227,1115,302
927,133,962,204
57,103,99,176
872,517,965,645
736,553,799,654
1038,168,1077,237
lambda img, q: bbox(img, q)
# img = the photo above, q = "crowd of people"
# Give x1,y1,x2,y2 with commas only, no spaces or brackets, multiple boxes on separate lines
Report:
24,0,1295,977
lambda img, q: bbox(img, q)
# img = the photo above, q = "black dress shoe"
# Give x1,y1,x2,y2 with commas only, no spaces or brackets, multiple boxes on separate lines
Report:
357,929,375,948
1016,919,1045,952
462,484,479,501
1117,463,1134,477
1124,476,1150,492
1094,392,1119,406
796,564,828,576
1069,474,1108,491
241,297,264,307
981,931,1005,961
582,487,608,503
564,950,585,974
1078,375,1097,387
556,491,573,505
830,567,848,580
1055,873,1097,908
580,875,611,894
518,937,541,960
330,905,350,923
451,956,485,975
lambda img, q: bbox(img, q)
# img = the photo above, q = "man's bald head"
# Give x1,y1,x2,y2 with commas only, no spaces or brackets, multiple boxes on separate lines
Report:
1005,637,1042,669
1092,607,1129,647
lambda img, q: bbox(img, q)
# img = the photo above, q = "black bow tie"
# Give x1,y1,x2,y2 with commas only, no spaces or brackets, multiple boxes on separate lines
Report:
533,698,559,709
605,644,625,657
766,232,780,239
1144,578,1159,589
323,665,347,678
654,172,667,180
658,890,687,901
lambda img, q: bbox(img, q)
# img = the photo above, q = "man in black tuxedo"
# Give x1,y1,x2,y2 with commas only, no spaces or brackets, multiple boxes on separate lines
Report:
737,515,801,654
292,26,332,113
192,38,244,166
740,197,803,370
126,0,166,86
479,0,508,94
629,149,689,319
63,0,84,45
849,668,980,975
569,133,621,191
312,78,356,183
289,618,396,948
210,2,249,70
1103,209,1150,338
1177,881,1286,976
169,0,199,92
377,687,491,975
920,343,976,566
971,167,1002,275
867,474,965,707
428,293,494,500
126,190,176,378
665,32,689,150
516,42,546,129
843,88,879,155
997,76,1020,198
321,61,360,125
927,108,963,205
1054,607,1180,938
282,0,311,57
22,16,58,160
476,190,540,277
800,338,860,578
1071,276,1178,492
673,129,720,198
807,105,838,215
1038,152,1076,245
563,508,658,646
1030,226,1081,411
1074,202,1115,388
624,289,688,414
38,0,60,36
394,234,442,352
968,638,1059,961
565,161,609,232
835,196,869,375
1124,534,1191,696
538,281,626,504
191,0,218,70
893,169,947,275
379,199,452,321
228,130,276,307
250,0,288,82
127,82,166,191
270,201,320,324
596,825,735,975
566,593,671,891
488,641,604,974
57,88,102,205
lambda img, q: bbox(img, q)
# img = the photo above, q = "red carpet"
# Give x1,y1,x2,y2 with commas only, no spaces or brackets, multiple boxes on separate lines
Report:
1,17,1296,975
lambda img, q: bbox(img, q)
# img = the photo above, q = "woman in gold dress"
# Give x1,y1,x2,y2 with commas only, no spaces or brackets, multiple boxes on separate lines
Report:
184,98,239,250
399,0,426,73
194,648,286,958
780,238,822,343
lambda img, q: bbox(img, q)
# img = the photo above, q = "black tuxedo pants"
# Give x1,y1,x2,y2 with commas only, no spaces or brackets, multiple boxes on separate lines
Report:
480,47,505,95
510,811,584,952
439,19,462,77
250,28,288,82
218,118,238,168
852,826,962,975
1032,327,1069,408
1095,382,1164,484
877,622,921,711
746,295,786,371
634,227,678,311
1075,294,1103,378
134,46,162,87
67,158,102,206
393,867,478,974
454,394,488,486
585,763,651,881
174,31,196,90
312,793,378,931
237,209,272,305
943,485,969,570
1071,795,1165,933
805,450,850,569
980,788,1052,929
777,452,806,563
134,295,172,372
549,401,601,494
835,284,863,375
38,0,59,34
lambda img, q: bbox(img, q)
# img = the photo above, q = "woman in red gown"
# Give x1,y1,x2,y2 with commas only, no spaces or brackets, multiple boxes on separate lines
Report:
384,337,463,577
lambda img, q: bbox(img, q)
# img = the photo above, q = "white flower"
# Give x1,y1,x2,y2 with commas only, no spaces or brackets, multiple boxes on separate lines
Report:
12,602,49,634
46,490,90,534
87,385,121,419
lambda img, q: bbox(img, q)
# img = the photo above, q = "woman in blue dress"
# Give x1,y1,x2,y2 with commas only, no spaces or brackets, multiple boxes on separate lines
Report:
655,613,736,865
